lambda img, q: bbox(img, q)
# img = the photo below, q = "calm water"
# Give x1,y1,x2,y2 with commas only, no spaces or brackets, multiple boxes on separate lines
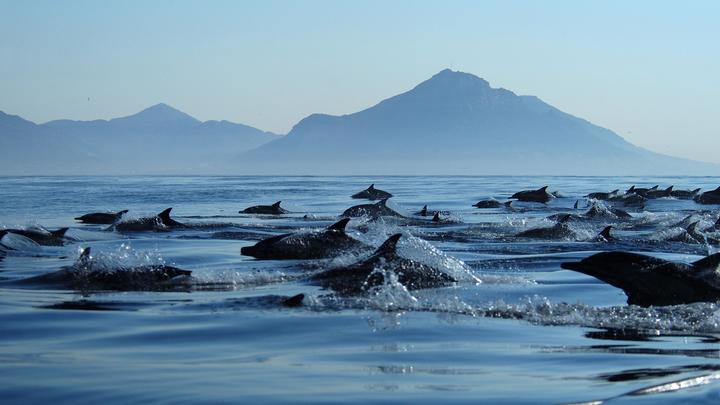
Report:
2,176,720,404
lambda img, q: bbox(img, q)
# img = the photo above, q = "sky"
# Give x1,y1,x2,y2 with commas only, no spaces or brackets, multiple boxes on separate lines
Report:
1,0,718,163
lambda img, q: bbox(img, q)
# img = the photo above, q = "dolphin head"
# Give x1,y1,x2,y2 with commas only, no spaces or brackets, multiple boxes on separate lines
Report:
561,252,659,292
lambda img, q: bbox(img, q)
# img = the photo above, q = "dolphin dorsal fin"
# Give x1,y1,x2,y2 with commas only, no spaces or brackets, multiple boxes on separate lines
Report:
158,208,173,223
611,189,619,194
368,184,375,191
651,185,659,190
51,227,69,238
376,198,389,206
627,185,635,193
665,186,674,192
693,188,701,194
328,218,350,232
573,200,579,209
272,201,282,209
714,186,720,192
117,209,129,216
692,253,720,270
504,201,513,207
375,234,402,257
539,186,549,192
556,214,572,223
74,247,92,267
599,226,613,241
687,221,701,233
432,212,440,222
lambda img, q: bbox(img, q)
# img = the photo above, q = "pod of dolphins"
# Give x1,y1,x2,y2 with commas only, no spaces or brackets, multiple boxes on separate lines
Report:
3,182,720,308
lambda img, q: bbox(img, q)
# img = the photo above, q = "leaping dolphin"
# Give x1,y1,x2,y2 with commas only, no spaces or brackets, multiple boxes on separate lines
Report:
510,186,555,203
515,215,577,239
583,203,632,220
695,187,720,205
309,234,456,295
351,184,393,200
627,185,659,195
643,186,674,199
13,247,192,291
240,201,289,215
608,193,646,207
670,187,701,199
341,198,404,219
75,209,129,224
240,218,371,260
586,189,620,200
473,200,513,209
112,208,186,232
0,227,70,246
561,251,720,306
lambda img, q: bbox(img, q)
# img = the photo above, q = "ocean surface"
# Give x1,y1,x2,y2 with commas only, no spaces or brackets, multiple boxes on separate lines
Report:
2,175,720,404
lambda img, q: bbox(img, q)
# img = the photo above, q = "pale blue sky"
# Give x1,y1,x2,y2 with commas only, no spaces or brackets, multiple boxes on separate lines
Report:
1,0,718,163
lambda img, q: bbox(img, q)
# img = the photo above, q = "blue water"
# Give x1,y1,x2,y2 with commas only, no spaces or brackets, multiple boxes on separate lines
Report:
2,176,720,404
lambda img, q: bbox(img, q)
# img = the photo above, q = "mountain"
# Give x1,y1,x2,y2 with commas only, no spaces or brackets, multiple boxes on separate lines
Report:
0,104,279,175
242,69,717,175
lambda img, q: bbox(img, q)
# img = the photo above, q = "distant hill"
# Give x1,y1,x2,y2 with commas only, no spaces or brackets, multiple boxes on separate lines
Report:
0,104,279,175
242,69,717,175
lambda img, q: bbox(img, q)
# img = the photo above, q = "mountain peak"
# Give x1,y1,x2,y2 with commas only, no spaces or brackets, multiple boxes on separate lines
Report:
112,103,200,126
424,68,490,88
136,103,198,120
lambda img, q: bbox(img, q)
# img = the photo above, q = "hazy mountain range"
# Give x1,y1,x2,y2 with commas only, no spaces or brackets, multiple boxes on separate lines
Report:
0,103,279,174
1,69,717,175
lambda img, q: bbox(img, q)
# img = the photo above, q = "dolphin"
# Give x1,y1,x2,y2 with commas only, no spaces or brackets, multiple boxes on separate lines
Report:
546,212,583,222
240,218,371,260
341,198,404,219
643,186,674,199
309,234,456,295
13,247,191,291
670,187,701,199
667,221,720,245
75,209,129,224
112,208,186,232
583,203,632,220
561,251,720,306
515,216,577,239
627,185,659,195
510,186,555,203
0,227,70,246
351,184,393,200
473,199,513,209
240,201,289,215
608,193,647,207
586,189,620,200
694,187,720,205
